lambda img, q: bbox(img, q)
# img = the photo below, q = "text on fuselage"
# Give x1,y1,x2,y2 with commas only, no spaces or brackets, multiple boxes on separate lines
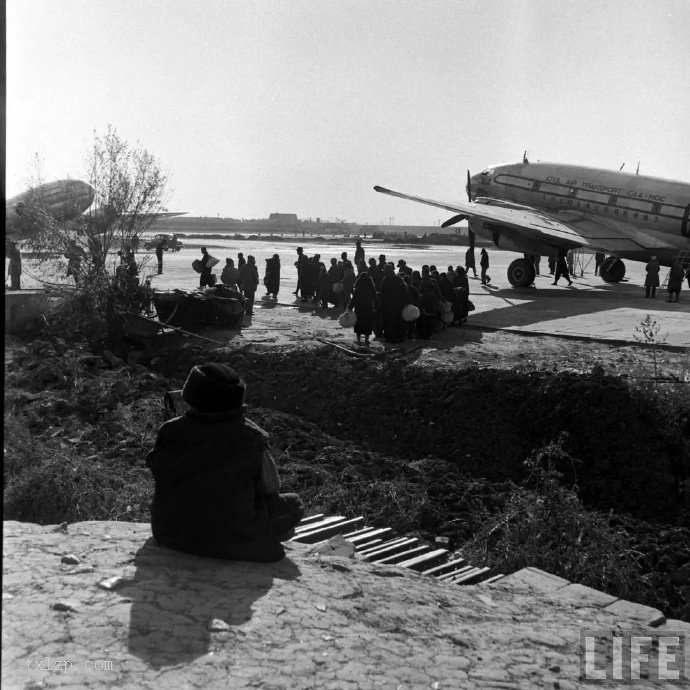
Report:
544,177,665,202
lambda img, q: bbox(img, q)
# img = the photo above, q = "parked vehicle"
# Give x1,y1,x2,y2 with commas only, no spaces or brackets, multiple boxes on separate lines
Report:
144,233,183,251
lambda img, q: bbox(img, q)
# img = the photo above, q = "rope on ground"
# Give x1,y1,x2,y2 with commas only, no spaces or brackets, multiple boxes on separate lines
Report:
315,338,373,358
124,311,228,346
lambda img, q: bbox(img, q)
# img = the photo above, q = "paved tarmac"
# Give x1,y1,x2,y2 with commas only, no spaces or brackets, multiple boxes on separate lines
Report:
10,247,689,347
466,258,689,348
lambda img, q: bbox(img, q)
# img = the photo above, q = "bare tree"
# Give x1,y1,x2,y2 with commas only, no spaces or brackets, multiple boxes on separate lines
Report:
25,125,168,283
22,127,169,346
82,125,169,270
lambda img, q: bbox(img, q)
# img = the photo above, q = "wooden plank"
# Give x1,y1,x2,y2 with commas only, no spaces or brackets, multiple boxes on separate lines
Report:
451,567,491,585
290,516,365,543
479,574,504,586
348,528,394,545
355,538,382,551
397,548,449,570
360,538,418,560
422,557,467,577
371,545,432,565
297,514,325,527
357,537,408,556
342,527,378,540
437,565,474,582
294,515,347,534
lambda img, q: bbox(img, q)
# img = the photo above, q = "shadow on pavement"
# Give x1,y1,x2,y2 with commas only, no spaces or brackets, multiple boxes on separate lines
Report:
121,538,300,669
471,279,689,332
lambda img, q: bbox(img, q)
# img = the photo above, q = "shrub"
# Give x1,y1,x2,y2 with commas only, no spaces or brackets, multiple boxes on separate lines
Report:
3,450,152,524
461,437,650,603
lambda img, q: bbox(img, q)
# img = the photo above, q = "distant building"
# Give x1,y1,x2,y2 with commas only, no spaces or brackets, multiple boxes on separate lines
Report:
269,213,299,228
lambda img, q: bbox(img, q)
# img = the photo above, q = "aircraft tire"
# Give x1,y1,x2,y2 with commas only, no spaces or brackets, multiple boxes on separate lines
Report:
507,258,536,288
599,257,626,283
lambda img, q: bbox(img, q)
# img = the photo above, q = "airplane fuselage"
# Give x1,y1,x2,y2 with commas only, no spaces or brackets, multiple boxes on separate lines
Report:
5,179,94,242
468,162,690,264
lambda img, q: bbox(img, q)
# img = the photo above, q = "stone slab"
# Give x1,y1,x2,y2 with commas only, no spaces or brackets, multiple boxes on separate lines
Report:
604,598,666,627
491,567,570,593
2,520,682,689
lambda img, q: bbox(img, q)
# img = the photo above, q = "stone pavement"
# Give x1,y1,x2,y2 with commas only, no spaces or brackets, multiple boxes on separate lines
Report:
4,521,689,689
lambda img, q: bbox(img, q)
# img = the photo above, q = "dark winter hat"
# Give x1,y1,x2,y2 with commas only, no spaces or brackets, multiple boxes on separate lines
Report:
182,363,246,413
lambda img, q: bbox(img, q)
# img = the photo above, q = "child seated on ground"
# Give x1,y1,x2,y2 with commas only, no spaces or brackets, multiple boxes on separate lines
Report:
146,363,303,562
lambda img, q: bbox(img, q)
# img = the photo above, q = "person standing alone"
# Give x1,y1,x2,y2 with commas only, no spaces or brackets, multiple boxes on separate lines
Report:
156,239,167,275
7,241,22,290
644,255,660,298
199,247,214,288
479,248,490,285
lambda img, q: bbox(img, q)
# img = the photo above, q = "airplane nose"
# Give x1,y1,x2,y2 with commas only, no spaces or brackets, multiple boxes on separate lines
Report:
74,181,95,204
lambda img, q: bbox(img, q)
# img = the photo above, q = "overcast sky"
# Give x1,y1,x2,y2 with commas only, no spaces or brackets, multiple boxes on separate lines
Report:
7,0,690,225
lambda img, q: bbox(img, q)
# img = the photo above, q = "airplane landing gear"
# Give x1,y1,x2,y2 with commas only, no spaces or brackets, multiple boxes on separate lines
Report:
599,257,626,283
507,258,536,288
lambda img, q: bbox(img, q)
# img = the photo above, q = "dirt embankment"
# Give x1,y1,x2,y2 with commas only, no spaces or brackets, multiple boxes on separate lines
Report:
4,334,690,620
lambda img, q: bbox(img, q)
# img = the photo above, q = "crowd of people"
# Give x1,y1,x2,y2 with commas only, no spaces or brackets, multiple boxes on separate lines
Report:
200,241,479,343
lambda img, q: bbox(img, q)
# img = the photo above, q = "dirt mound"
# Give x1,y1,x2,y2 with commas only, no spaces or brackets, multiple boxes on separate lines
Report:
145,341,688,525
4,335,690,620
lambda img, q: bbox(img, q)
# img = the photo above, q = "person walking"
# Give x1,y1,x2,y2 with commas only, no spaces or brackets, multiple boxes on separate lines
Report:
552,252,573,286
667,261,685,303
155,238,167,274
644,255,660,298
349,270,377,346
199,247,214,288
7,241,22,290
479,248,490,285
465,247,478,278
240,255,260,315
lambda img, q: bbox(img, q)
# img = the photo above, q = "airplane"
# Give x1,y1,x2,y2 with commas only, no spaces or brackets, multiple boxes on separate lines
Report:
6,179,186,243
6,179,95,241
375,159,690,287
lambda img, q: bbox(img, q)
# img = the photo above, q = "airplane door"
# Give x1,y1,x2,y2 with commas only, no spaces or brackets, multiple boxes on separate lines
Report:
683,204,690,238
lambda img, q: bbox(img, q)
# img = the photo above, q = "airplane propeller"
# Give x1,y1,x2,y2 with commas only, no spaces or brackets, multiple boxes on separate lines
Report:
441,214,467,228
441,169,476,250
466,169,476,251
